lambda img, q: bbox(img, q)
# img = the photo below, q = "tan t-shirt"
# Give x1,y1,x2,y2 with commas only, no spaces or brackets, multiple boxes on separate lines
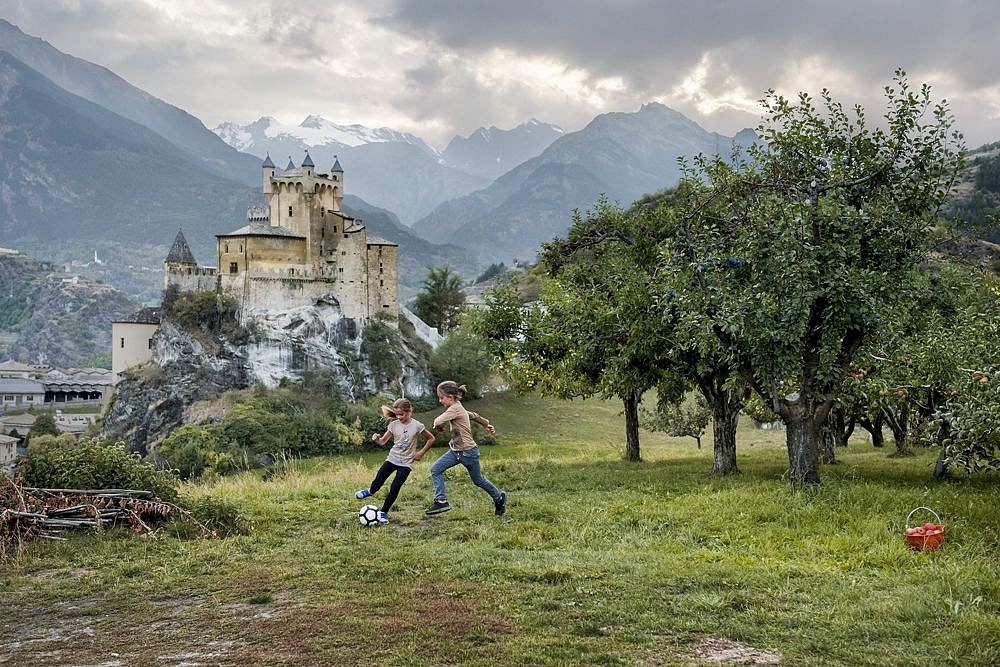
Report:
433,402,490,452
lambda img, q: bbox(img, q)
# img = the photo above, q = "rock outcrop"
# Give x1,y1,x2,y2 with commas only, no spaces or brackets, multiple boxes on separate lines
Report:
103,304,431,453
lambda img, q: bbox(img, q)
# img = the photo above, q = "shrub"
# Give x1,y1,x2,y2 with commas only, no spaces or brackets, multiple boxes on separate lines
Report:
164,496,252,539
429,328,494,398
20,438,179,502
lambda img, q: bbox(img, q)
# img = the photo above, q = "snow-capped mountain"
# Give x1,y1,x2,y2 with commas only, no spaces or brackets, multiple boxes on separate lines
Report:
213,115,437,157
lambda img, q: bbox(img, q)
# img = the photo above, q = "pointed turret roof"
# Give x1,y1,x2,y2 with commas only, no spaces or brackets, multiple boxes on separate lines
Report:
285,156,296,171
165,230,197,265
262,153,275,168
331,156,343,172
301,151,314,167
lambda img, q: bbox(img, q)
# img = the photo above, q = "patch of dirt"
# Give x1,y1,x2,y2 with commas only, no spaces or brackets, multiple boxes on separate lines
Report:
693,637,781,665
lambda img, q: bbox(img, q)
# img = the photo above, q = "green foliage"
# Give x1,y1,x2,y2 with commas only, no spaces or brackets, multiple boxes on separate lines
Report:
164,496,252,539
428,327,494,398
160,380,372,479
361,317,404,391
412,266,466,333
26,433,77,454
974,153,1000,194
661,70,964,485
159,424,226,479
0,295,29,329
27,413,60,439
641,393,711,448
937,368,1000,474
19,438,179,502
162,286,245,341
475,262,507,284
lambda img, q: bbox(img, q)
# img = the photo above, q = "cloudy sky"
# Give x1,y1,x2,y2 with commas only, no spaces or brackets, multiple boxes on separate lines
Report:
2,0,999,149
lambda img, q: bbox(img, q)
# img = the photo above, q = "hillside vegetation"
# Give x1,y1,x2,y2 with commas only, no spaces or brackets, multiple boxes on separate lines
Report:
2,392,997,665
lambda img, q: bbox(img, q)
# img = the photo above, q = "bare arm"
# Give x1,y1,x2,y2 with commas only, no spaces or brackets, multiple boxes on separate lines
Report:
413,428,436,461
371,428,392,446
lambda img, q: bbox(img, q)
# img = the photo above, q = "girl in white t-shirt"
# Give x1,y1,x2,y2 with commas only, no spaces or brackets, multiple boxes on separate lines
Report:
355,398,436,524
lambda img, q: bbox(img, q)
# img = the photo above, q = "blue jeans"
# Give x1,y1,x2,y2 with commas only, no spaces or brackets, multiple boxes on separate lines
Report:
430,447,501,503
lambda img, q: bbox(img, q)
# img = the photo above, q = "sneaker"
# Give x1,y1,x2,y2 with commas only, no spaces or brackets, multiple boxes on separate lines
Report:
494,491,507,517
425,500,451,515
377,511,389,525
355,488,371,500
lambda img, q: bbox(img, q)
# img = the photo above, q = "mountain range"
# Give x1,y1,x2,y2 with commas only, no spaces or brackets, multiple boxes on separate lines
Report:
2,18,766,305
411,103,759,263
0,21,476,303
211,116,565,223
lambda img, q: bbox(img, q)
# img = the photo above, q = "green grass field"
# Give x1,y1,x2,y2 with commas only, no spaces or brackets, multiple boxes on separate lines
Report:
2,392,998,666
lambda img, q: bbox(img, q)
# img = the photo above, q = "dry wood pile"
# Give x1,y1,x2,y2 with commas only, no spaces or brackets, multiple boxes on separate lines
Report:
1,477,216,560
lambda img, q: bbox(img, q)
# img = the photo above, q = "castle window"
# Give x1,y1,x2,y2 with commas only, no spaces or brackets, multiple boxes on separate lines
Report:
289,268,294,275
321,228,325,238
379,267,383,274
225,244,229,253
383,304,390,308
120,338,125,348
239,244,243,253
288,206,293,217
343,234,348,239
333,175,338,181
229,262,238,274
338,268,344,273
341,251,346,256
321,207,325,216
148,338,153,349
380,280,384,287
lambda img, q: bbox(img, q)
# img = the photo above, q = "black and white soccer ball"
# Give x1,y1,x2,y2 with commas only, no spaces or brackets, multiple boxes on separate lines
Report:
358,504,380,527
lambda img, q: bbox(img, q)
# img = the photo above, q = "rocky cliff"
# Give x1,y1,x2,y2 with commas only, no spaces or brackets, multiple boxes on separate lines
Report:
103,304,432,454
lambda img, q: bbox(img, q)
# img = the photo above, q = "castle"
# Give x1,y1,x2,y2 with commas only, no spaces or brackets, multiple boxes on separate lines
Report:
163,154,398,320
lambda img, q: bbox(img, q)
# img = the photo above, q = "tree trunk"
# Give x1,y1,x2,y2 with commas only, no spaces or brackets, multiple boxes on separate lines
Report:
831,405,855,447
858,413,885,448
785,409,821,487
818,421,837,464
711,401,739,475
933,417,951,480
623,391,641,462
883,405,913,457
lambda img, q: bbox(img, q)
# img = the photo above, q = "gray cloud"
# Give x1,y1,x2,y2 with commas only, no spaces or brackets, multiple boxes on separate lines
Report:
1,0,997,148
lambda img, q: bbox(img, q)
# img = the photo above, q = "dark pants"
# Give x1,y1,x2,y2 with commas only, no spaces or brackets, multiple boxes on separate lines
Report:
368,460,412,513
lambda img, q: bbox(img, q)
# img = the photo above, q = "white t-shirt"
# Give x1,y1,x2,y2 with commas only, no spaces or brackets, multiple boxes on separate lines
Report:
385,418,426,468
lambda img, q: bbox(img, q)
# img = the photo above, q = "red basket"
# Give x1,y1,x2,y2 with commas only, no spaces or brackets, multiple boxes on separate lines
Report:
904,506,945,551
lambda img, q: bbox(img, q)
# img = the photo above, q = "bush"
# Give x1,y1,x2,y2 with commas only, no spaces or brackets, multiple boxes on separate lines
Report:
164,496,252,539
159,424,233,479
362,318,404,391
20,438,179,502
429,328,494,398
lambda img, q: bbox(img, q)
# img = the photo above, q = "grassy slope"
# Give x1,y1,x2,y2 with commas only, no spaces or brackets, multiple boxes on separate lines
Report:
2,392,998,666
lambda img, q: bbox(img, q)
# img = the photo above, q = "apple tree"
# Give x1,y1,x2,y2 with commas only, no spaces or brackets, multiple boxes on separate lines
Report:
664,71,964,486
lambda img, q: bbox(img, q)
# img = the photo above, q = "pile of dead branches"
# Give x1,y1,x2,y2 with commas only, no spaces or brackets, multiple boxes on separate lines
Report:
1,477,216,561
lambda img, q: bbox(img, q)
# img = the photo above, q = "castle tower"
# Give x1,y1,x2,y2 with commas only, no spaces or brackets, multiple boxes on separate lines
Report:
330,157,344,212
262,153,275,195
302,151,314,178
163,229,197,290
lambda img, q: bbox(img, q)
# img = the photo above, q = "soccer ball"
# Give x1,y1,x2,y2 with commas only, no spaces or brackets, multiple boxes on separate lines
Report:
359,504,380,527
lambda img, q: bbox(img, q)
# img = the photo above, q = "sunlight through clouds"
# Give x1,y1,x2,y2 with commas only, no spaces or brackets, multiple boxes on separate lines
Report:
471,48,628,108
669,53,758,116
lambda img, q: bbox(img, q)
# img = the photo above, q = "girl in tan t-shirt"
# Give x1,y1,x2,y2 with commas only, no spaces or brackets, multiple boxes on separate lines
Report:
425,381,507,517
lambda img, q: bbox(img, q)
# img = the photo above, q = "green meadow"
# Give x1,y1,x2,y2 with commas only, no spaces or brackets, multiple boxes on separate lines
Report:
2,392,998,666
